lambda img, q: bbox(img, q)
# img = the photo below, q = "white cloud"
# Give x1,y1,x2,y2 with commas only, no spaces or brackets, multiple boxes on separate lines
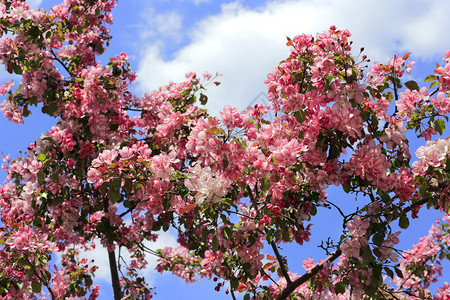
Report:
137,9,183,41
192,0,210,4
27,0,43,8
79,231,178,283
135,0,450,115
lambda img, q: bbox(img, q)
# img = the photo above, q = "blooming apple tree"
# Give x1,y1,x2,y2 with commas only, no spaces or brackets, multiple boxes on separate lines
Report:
0,0,450,299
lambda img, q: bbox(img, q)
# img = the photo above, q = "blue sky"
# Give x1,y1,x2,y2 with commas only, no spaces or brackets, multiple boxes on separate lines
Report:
1,0,450,299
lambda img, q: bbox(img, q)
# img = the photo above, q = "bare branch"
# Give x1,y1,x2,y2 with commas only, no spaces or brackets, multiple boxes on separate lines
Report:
270,242,292,285
275,248,342,300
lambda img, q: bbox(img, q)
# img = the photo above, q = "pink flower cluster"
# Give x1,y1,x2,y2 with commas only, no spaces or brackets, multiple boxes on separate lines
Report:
413,138,449,176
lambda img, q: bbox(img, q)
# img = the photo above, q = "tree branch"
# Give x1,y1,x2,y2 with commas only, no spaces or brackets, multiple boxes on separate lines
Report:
103,195,122,300
275,248,342,300
230,284,237,300
246,186,258,209
108,249,122,300
270,242,292,285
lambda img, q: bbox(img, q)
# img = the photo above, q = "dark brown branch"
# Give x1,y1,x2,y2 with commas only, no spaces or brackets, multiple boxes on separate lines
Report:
275,249,342,300
402,195,434,215
103,195,122,300
270,242,292,285
261,269,281,289
108,250,122,300
230,285,237,300
25,257,56,300
246,186,258,209
50,49,73,76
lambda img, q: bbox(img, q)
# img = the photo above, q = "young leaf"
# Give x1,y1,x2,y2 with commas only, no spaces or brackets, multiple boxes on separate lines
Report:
181,203,197,213
434,118,445,135
286,36,294,47
402,52,411,60
424,74,437,82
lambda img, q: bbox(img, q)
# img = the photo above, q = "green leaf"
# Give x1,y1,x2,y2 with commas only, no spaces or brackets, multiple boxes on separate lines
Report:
434,118,446,135
363,284,377,297
334,281,346,294
328,144,341,160
360,246,374,264
383,91,393,102
50,173,59,183
123,178,132,194
107,187,121,203
371,264,382,286
31,281,41,293
424,74,437,82
294,110,306,123
111,178,121,190
199,94,208,105
13,64,23,75
384,266,394,279
85,276,93,287
316,133,327,151
405,80,420,91
399,215,410,229
222,227,233,240
180,89,191,97
37,171,45,185
123,200,132,209
38,153,46,161
260,176,270,192
22,108,30,117
202,227,209,243
430,81,439,88
372,232,384,246
109,122,118,131
42,102,58,115
343,182,351,193
162,221,169,232
212,235,219,251
394,267,403,278
419,182,428,197
310,204,317,216
99,182,109,196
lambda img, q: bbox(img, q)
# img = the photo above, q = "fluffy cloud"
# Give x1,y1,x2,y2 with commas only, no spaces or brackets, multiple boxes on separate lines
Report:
137,9,183,41
28,0,43,8
135,0,450,115
79,231,178,282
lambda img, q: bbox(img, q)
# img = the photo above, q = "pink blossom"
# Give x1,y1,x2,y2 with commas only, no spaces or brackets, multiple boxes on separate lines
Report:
341,238,361,258
346,216,369,237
